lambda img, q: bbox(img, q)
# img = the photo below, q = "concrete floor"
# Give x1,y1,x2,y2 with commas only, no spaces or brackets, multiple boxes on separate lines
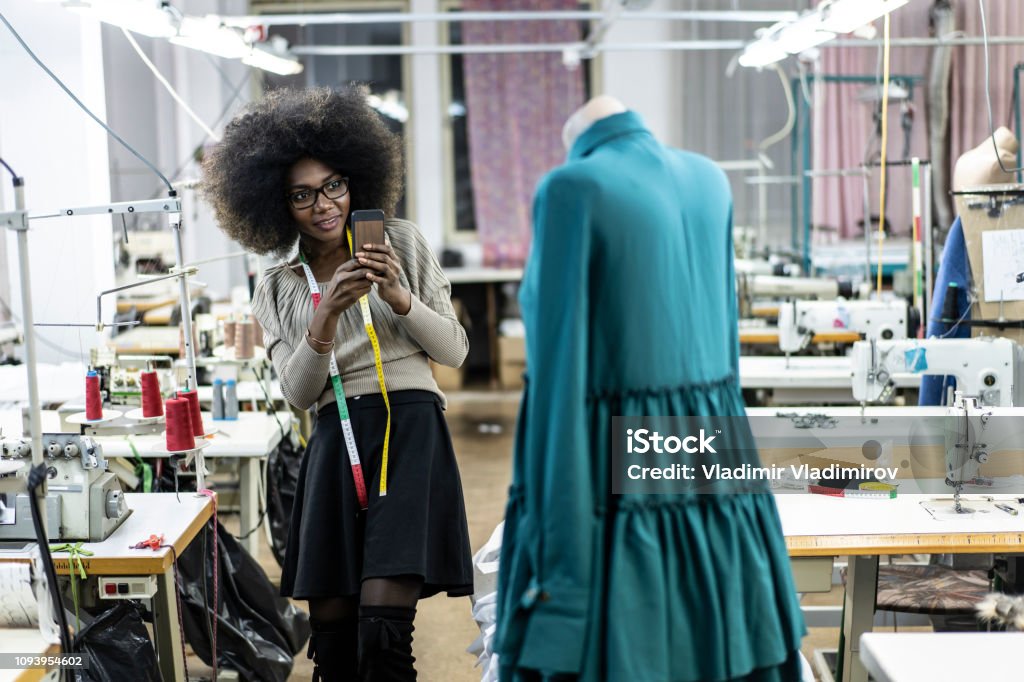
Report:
194,389,929,681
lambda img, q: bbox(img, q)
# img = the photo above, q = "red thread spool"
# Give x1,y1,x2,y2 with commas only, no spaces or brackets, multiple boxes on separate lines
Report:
179,389,204,437
164,397,195,451
140,371,163,418
85,371,102,421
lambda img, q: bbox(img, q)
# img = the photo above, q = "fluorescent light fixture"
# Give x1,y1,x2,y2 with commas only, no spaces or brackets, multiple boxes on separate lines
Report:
171,16,249,58
63,0,178,38
367,92,409,123
738,25,788,68
818,0,910,35
242,36,303,75
777,12,835,54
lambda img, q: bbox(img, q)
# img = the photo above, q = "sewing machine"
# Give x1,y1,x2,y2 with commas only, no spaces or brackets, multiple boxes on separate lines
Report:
0,434,131,541
851,337,1024,406
778,299,911,354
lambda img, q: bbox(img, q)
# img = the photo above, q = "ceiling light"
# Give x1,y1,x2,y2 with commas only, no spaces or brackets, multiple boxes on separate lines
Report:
242,36,303,75
777,12,835,54
738,25,787,68
63,0,178,38
818,0,910,35
171,16,249,59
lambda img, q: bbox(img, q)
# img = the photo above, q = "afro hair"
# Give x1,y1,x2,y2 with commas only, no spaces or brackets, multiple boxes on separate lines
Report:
201,85,404,256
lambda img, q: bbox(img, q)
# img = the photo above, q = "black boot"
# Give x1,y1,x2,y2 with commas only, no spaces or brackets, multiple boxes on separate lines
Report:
358,605,416,681
308,618,358,682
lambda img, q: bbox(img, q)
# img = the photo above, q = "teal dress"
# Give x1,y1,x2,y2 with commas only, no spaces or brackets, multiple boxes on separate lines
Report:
494,112,805,681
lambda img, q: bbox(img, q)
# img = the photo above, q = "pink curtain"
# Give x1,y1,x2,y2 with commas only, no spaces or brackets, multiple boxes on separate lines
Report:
813,7,932,240
950,2,1024,175
463,0,585,267
813,1,1024,240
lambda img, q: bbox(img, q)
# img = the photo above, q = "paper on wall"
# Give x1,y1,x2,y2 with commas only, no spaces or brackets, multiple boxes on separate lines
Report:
981,229,1024,302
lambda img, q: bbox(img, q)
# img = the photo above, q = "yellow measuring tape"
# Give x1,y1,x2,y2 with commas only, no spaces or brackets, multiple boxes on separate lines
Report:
348,228,393,496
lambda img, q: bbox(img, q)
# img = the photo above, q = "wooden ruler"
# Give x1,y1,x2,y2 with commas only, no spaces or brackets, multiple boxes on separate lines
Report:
787,531,1024,556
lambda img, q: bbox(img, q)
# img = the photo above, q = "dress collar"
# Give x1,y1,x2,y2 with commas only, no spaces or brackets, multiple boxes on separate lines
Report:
567,110,651,162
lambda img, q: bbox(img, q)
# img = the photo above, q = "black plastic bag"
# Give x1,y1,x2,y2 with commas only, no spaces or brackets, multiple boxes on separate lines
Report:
72,601,162,682
266,433,304,566
176,519,310,682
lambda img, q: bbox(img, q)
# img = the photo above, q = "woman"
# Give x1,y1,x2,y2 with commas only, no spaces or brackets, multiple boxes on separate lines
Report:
202,86,473,681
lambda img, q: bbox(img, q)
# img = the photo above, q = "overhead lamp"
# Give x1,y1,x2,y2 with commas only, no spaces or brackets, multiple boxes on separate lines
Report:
777,12,835,55
738,26,787,68
170,16,249,59
63,0,178,38
242,36,303,75
818,0,910,35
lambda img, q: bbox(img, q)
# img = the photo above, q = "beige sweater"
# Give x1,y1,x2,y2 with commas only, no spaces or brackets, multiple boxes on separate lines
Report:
251,219,468,410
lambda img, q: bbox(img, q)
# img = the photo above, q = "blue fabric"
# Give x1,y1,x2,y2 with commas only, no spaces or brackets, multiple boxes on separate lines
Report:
495,111,805,681
919,217,971,405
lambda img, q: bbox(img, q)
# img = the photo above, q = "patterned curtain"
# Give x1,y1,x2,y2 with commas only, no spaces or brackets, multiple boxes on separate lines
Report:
463,0,585,267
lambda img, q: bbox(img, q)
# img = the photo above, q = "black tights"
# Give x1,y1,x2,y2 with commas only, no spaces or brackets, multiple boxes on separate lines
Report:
308,576,422,681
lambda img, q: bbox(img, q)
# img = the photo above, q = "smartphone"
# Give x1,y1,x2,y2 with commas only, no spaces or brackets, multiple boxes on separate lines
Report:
351,209,385,251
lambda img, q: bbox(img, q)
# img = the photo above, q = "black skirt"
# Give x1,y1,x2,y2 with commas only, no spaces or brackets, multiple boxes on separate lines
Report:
280,390,473,600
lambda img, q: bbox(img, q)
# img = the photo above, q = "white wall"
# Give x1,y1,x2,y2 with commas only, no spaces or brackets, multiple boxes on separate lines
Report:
0,1,115,364
408,0,446,250
600,0,684,148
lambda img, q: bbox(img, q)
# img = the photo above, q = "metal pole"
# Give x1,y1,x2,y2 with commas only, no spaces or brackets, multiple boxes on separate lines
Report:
923,163,933,329
12,178,46,529
170,210,205,490
290,36,1024,58
1015,64,1023,184
222,10,799,28
863,169,872,287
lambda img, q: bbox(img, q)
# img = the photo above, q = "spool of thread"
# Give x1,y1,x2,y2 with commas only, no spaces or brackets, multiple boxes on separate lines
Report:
224,380,239,420
179,389,205,437
140,371,164,418
235,320,254,359
85,370,102,421
212,379,225,420
251,316,264,348
223,320,236,350
164,397,195,451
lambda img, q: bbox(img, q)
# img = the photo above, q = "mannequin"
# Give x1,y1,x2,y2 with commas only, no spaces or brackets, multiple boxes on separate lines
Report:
497,97,807,681
953,126,1020,191
561,94,626,150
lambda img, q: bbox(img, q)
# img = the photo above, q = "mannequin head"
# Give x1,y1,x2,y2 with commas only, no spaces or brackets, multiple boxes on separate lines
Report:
953,126,1020,191
562,95,627,151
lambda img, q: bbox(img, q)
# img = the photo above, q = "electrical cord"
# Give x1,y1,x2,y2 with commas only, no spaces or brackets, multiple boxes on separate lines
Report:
0,156,17,179
875,13,892,294
756,64,796,164
27,464,74,682
0,9,173,192
978,0,1024,174
120,28,220,142
154,69,252,198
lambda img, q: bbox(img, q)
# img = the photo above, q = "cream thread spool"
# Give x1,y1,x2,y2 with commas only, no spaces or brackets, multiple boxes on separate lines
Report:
224,319,237,350
235,319,254,359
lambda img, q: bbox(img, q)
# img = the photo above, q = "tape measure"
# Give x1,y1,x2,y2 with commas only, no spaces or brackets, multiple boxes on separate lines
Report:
787,531,1024,557
347,229,392,497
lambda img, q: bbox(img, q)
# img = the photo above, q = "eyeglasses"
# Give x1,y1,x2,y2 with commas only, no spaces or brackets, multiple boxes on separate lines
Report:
286,177,350,210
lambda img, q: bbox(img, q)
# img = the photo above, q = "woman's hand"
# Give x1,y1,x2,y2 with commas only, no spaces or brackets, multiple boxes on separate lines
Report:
356,243,411,315
320,259,373,315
